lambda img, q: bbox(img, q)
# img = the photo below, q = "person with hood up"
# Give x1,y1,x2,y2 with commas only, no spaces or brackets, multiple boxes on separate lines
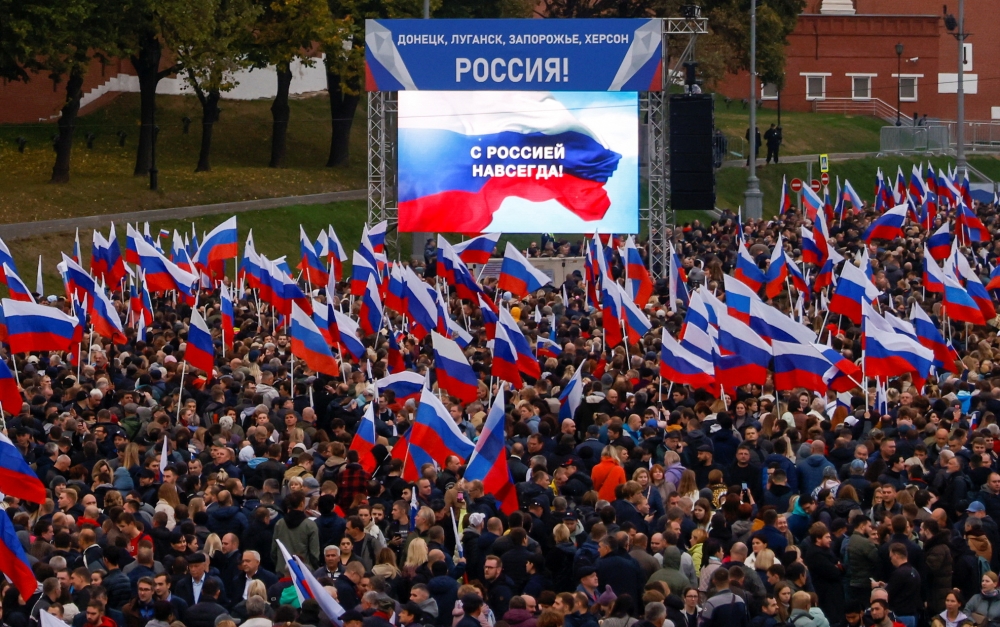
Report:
270,491,320,572
709,413,741,467
649,546,695,596
796,441,835,495
786,495,816,541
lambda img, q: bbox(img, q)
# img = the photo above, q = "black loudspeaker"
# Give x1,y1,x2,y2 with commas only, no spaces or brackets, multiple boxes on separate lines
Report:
669,94,715,211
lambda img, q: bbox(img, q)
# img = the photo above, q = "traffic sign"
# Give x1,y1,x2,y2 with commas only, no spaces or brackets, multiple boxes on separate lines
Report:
790,178,803,192
810,180,821,193
821,172,830,186
819,154,829,173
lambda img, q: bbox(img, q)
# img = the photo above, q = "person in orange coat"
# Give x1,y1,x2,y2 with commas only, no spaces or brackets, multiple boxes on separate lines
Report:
591,445,626,502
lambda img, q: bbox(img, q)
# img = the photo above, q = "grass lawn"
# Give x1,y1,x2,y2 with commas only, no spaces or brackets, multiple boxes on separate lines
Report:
715,155,965,216
0,93,367,223
712,97,885,157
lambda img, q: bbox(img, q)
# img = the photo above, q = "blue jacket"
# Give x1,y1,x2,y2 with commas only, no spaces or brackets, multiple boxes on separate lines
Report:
796,454,835,495
761,453,799,492
711,429,742,467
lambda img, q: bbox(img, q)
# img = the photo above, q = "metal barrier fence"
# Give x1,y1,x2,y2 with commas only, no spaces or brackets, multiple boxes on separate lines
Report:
880,125,950,154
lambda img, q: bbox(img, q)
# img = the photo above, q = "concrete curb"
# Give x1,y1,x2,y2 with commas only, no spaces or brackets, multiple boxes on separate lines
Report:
0,189,367,240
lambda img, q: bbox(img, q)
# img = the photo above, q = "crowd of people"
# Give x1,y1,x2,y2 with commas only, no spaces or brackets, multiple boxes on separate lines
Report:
4,187,1000,627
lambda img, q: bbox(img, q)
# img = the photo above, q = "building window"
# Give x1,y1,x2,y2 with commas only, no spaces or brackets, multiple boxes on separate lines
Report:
805,75,826,100
761,83,778,100
852,76,871,100
900,77,917,101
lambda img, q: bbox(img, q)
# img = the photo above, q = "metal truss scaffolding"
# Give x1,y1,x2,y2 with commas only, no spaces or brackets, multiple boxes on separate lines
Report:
367,91,397,253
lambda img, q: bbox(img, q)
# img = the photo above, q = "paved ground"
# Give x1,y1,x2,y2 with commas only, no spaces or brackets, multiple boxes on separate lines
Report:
720,151,881,169
0,189,366,240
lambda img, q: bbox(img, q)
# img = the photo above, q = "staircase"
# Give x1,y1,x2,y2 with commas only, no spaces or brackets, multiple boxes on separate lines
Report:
812,97,912,125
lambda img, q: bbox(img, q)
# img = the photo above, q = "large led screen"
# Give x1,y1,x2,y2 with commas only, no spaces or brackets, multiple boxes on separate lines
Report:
397,91,639,234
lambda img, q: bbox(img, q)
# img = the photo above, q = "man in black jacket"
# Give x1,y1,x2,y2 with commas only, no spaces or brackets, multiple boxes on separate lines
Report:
595,535,644,615
483,555,514,618
173,552,229,609
181,579,229,627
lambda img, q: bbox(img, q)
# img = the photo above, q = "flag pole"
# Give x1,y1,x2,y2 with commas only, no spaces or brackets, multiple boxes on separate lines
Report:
176,362,186,423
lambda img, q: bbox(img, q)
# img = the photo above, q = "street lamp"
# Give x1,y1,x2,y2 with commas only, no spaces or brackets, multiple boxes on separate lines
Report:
944,1,968,181
895,43,903,126
744,0,763,219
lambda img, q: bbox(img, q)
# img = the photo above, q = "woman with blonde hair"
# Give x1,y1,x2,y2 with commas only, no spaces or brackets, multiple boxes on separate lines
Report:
677,470,699,503
372,547,402,598
155,483,180,530
592,445,626,502
401,537,431,599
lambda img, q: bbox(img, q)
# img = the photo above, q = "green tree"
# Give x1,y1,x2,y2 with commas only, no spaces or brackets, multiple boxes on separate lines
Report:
250,0,334,169
10,0,122,183
118,0,214,176
176,0,261,171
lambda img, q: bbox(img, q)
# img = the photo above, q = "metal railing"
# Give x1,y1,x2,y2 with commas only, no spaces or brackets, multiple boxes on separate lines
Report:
937,121,1000,151
812,97,913,125
880,125,950,154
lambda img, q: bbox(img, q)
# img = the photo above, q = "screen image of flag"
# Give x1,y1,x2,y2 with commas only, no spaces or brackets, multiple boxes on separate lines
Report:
397,91,639,234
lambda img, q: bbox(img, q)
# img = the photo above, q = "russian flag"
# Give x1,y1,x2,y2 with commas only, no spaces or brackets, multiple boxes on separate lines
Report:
734,240,765,294
453,260,487,304
332,309,366,361
498,306,541,380
668,243,689,311
492,322,522,387
385,324,406,374
0,429,43,502
398,92,625,233
91,231,110,282
358,275,383,336
479,294,499,338
863,204,908,242
659,328,715,389
402,266,438,340
717,310,771,387
843,179,863,213
956,203,991,244
220,283,234,350
764,236,788,299
957,263,996,323
864,320,934,385
184,309,216,376
350,403,379,473
601,280,624,348
724,274,759,325
785,256,809,298
92,282,126,345
911,301,961,373
928,223,951,261
772,340,829,393
327,225,347,282
749,299,817,345
263,256,311,317
171,231,195,274
407,388,475,476
0,238,20,287
194,216,238,269
624,235,653,307
58,254,95,305
4,298,79,354
291,302,341,377
453,233,500,266
942,273,986,325
0,509,38,602
4,264,34,303
241,230,263,289
309,298,333,345
779,175,792,214
498,242,550,298
464,396,519,515
366,220,388,256
432,331,479,404
298,226,329,286
558,366,584,422
987,264,1000,293
802,185,823,220
909,163,926,204
385,264,406,313
537,337,562,360
436,235,460,284
136,236,197,303
377,371,424,411
103,224,127,286
619,282,652,344
351,251,379,297
923,246,946,293
829,260,878,324
813,343,862,392
801,227,824,267
72,229,81,264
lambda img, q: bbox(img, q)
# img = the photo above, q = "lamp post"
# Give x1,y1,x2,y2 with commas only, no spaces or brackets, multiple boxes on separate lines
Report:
744,0,763,219
956,0,967,181
895,43,903,126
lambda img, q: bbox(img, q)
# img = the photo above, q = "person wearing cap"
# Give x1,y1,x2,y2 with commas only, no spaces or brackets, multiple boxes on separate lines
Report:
560,457,593,504
692,443,723,490
174,552,229,609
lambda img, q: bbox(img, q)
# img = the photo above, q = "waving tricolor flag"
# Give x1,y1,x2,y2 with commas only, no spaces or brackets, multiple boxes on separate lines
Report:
0,511,38,602
660,328,714,389
779,175,792,214
193,216,238,271
464,396,519,515
956,203,991,244
291,302,340,377
3,264,33,303
3,298,79,354
184,309,216,376
135,235,197,303
927,223,951,261
377,371,424,411
734,240,765,293
624,235,653,307
498,242,551,298
0,429,44,502
327,225,347,282
863,204,908,242
558,366,584,422
432,331,479,404
359,275,384,337
299,226,329,286
828,259,878,324
406,388,475,477
911,301,961,373
492,322,522,387
773,341,830,393
332,309,366,362
801,184,823,220
91,282,126,345
453,233,500,266
350,403,379,473
813,343,863,392
942,272,986,325
864,304,934,386
668,243,689,312
764,236,788,299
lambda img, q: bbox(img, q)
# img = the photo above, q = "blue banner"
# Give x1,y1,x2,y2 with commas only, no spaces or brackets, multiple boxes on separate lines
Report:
365,19,662,92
